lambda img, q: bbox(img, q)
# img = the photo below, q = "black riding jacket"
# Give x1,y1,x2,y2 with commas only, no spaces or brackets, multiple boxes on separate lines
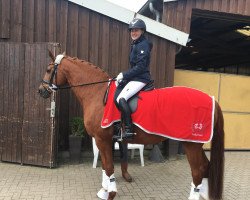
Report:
122,35,152,83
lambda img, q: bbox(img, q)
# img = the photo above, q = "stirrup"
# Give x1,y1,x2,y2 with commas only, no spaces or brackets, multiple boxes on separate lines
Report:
112,128,123,141
112,128,134,141
122,130,134,140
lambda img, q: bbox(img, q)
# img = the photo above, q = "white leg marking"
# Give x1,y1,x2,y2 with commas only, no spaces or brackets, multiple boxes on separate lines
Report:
200,178,209,200
188,182,202,200
108,173,117,193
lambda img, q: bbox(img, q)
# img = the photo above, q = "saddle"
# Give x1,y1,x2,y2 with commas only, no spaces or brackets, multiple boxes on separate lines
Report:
114,80,154,113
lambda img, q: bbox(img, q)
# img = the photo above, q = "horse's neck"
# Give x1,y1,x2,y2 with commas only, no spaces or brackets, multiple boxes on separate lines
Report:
61,58,109,113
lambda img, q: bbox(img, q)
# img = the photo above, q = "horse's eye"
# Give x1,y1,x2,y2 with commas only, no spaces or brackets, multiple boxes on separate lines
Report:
46,66,53,73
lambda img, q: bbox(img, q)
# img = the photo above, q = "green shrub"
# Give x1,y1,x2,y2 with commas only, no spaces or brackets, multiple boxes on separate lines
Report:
69,117,85,137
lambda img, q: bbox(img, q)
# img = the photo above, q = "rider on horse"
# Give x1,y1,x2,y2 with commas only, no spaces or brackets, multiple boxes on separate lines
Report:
114,18,153,139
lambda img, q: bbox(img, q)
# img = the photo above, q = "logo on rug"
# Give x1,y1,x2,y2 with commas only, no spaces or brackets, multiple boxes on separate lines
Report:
103,119,109,124
192,123,204,136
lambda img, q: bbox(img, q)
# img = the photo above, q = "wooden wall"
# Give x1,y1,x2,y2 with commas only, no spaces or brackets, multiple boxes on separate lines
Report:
162,0,250,33
0,0,175,149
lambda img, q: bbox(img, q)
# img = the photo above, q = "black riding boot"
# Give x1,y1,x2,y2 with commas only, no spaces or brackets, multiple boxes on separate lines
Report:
113,98,134,140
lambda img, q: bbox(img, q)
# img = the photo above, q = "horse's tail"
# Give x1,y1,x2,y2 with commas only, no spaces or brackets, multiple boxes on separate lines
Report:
209,102,225,200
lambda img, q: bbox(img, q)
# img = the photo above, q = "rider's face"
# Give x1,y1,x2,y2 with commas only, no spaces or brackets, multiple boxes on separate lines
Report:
130,28,143,41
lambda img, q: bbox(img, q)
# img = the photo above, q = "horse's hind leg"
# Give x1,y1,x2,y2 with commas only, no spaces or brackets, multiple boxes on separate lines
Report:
199,150,209,200
118,142,132,182
182,142,209,200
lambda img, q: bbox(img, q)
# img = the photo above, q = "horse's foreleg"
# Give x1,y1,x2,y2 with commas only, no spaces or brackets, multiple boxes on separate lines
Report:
96,139,117,200
96,167,109,200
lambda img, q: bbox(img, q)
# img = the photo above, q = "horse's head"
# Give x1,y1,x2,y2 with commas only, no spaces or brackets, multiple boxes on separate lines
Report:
38,51,67,98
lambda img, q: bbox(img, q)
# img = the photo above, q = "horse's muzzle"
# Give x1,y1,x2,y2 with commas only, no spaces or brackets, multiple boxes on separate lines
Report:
38,87,51,99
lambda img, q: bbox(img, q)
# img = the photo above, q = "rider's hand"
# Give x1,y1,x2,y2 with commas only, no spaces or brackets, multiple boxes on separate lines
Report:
116,73,123,84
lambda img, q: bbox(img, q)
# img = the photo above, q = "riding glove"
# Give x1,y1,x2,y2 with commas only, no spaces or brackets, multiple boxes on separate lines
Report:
116,73,123,83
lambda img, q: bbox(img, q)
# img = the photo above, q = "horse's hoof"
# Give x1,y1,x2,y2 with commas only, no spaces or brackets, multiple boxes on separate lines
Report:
97,188,108,200
108,191,116,200
122,172,132,182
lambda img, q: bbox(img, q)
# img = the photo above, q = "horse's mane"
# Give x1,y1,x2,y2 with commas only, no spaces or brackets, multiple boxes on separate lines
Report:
65,55,110,79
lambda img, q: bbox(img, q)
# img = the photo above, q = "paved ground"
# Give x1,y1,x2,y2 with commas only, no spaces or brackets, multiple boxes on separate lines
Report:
0,151,249,200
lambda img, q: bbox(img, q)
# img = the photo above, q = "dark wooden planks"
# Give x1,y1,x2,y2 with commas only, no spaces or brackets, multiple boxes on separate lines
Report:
88,11,100,65
196,0,205,10
2,43,12,162
22,43,37,165
0,43,10,161
163,0,250,34
0,42,58,167
165,43,176,86
22,43,56,167
67,2,79,56
0,43,24,163
0,43,3,158
78,7,90,60
244,0,250,16
119,23,130,73
47,0,57,42
56,0,68,51
21,0,34,42
108,19,121,77
0,0,10,38
10,0,22,41
148,34,158,85
34,0,46,42
98,16,110,71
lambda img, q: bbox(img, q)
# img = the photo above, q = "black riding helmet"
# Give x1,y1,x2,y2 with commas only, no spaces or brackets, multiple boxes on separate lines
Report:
128,18,146,32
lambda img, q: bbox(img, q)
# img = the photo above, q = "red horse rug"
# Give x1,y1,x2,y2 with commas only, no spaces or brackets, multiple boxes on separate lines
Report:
101,82,215,143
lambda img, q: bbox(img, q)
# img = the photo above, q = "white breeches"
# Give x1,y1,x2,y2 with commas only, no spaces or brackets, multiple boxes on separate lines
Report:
116,81,146,103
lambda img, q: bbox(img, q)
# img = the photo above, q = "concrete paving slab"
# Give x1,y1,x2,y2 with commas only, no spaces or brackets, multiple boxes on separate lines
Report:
0,152,249,200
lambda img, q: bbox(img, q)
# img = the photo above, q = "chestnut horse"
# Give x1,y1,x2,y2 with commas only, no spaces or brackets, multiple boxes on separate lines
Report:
38,53,224,200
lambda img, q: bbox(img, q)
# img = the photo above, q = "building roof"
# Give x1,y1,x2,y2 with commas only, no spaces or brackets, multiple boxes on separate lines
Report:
69,0,189,46
107,0,148,12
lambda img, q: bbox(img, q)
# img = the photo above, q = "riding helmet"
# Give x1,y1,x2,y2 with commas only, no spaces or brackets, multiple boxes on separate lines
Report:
128,18,146,32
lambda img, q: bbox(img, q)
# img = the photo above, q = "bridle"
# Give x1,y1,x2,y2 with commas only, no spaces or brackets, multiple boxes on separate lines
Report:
42,63,58,87
40,62,59,99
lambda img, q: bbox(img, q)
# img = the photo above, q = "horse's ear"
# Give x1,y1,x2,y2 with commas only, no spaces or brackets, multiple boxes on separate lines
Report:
48,50,55,62
62,51,66,56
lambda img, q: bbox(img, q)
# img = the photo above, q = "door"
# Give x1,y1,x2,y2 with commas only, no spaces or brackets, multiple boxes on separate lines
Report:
0,42,59,167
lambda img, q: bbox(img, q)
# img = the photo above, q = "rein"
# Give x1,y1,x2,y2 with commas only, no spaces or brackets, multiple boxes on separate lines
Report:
52,79,115,90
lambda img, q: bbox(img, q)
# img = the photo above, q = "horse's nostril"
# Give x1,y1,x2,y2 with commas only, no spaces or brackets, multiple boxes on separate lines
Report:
38,87,51,99
38,89,43,94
